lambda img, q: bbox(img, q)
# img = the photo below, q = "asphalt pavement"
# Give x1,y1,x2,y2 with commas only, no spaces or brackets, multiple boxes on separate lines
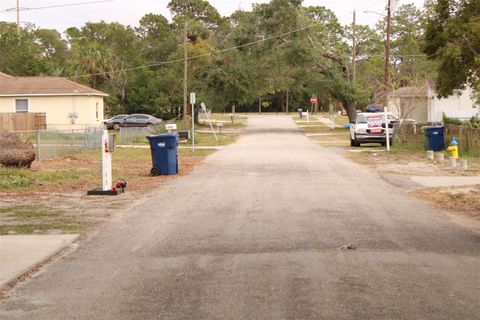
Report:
1,115,479,319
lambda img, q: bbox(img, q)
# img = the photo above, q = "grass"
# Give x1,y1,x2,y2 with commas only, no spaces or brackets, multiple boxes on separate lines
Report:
35,171,81,182
292,115,318,121
0,120,242,235
192,132,237,146
209,113,248,127
389,141,426,154
389,140,480,166
0,168,32,189
0,167,32,190
0,140,225,193
0,204,90,235
178,148,216,157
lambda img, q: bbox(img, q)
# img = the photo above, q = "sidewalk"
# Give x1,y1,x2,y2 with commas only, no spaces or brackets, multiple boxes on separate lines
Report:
409,175,480,187
0,234,78,290
116,145,225,150
380,173,480,190
317,115,342,129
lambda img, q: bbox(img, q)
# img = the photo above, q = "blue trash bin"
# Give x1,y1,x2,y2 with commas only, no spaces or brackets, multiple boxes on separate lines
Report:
146,133,179,176
424,126,445,151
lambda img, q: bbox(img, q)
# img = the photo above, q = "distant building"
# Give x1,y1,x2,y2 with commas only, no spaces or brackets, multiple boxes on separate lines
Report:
387,81,478,122
0,72,108,130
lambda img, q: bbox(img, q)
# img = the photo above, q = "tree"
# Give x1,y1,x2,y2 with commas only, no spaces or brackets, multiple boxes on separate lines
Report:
34,28,69,76
66,22,143,111
0,22,46,76
135,14,177,62
168,0,225,30
424,0,480,101
388,4,438,87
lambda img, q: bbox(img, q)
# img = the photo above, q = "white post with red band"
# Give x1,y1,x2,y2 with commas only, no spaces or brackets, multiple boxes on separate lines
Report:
102,129,112,191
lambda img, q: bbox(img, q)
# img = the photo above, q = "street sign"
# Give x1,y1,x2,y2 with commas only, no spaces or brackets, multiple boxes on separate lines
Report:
200,102,207,112
310,96,317,104
190,92,196,104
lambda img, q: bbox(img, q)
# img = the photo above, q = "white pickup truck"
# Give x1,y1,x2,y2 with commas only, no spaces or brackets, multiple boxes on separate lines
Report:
350,112,395,147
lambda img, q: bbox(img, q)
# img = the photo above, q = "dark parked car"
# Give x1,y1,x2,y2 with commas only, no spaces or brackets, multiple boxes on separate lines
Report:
104,114,162,130
365,104,383,113
104,114,128,130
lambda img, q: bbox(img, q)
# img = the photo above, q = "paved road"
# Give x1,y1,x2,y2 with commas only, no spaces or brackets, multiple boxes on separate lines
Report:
1,116,479,319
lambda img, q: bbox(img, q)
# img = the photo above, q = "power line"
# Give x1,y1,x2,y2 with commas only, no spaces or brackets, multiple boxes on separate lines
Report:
1,0,115,13
66,1,397,79
1,0,424,84
1,20,327,84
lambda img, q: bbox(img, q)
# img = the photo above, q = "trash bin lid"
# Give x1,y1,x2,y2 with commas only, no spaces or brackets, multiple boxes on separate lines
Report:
146,132,179,140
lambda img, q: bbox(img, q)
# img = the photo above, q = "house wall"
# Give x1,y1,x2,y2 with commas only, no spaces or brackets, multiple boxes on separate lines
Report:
430,87,478,121
387,96,428,122
0,95,104,130
387,97,401,118
402,97,428,122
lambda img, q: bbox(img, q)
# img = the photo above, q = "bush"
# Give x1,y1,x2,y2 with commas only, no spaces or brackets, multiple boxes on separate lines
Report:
0,131,36,168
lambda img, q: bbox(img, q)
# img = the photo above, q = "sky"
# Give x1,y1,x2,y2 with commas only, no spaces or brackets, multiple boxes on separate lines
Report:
0,0,425,32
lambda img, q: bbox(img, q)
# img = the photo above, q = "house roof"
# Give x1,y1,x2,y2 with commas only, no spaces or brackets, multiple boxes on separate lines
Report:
388,85,429,98
0,73,108,97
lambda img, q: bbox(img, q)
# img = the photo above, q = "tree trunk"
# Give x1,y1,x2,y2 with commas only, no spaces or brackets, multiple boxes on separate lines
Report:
346,102,357,123
194,105,200,124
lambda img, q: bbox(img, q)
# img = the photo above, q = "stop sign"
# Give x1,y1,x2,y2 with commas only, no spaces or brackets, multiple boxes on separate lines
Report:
310,96,317,104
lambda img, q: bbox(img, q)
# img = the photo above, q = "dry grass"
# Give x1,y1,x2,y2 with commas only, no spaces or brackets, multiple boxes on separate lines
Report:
413,186,480,221
0,142,224,235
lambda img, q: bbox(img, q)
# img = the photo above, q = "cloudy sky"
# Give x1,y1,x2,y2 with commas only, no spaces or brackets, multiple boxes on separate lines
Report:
0,0,425,31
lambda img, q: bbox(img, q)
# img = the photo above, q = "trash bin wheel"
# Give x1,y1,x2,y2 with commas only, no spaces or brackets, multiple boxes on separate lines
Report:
151,166,161,176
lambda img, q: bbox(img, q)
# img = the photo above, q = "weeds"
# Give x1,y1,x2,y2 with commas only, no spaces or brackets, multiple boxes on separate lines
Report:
0,204,90,235
0,168,32,189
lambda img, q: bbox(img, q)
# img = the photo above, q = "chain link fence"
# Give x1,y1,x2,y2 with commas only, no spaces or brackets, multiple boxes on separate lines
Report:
16,127,103,160
11,123,188,160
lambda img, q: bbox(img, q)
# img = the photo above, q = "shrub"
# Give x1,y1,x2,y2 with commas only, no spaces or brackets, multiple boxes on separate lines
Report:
0,131,36,168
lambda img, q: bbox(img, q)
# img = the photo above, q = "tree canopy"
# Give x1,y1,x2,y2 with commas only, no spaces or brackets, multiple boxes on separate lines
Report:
424,0,480,101
0,1,449,120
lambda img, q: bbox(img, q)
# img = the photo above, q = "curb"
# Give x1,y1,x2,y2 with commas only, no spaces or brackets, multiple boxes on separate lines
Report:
0,234,80,298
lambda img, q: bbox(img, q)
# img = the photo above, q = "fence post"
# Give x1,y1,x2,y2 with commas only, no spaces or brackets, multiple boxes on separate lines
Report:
85,127,89,151
54,131,58,158
36,130,41,160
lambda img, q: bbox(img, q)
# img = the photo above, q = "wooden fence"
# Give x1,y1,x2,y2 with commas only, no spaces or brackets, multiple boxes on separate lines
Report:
0,113,46,131
399,123,480,151
444,124,480,152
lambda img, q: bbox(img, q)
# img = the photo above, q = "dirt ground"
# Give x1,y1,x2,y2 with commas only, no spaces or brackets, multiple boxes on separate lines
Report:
344,148,480,175
413,186,480,222
293,116,480,228
0,149,209,235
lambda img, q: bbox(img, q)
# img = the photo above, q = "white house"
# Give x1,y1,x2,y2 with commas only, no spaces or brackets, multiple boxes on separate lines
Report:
388,82,479,123
0,72,108,130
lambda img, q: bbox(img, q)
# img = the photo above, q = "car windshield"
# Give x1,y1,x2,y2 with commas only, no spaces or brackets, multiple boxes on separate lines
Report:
356,115,368,124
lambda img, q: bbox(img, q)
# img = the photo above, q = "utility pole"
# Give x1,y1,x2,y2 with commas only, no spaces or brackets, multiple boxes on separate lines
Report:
384,0,392,103
352,10,357,84
183,20,188,120
286,89,289,114
16,0,20,34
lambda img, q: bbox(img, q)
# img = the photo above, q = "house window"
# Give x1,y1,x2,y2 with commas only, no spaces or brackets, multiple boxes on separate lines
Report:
96,103,99,120
15,99,29,113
